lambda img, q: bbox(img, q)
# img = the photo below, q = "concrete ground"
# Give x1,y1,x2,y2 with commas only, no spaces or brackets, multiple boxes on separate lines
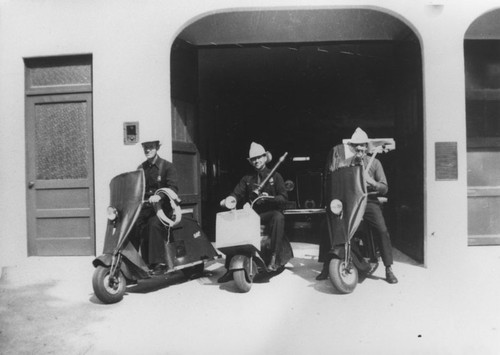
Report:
1,243,499,355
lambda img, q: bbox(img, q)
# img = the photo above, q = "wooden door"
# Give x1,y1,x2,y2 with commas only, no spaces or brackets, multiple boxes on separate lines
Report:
467,144,500,245
25,56,94,255
465,40,500,245
391,40,424,263
172,141,201,222
171,97,203,223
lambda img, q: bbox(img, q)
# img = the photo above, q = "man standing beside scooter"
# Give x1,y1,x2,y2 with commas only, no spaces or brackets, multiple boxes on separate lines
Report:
134,136,179,275
218,142,291,283
317,128,398,284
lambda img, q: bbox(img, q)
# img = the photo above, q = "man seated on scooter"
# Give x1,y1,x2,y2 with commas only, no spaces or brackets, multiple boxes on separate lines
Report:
317,128,398,284
217,142,290,283
133,136,179,275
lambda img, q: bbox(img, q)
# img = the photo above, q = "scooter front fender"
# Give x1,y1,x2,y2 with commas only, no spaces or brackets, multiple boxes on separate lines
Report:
93,254,133,279
92,254,113,268
329,246,370,273
229,254,251,271
92,252,148,280
229,254,261,282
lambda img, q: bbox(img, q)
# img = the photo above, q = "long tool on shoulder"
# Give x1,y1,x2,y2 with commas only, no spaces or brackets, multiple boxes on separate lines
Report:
252,152,288,197
364,139,395,174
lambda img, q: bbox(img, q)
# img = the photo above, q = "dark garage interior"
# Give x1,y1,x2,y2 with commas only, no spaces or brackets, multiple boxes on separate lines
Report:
170,9,424,263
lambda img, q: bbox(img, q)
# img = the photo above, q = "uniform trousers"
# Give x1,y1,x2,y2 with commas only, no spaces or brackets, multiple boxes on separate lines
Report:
134,204,167,265
363,201,394,267
259,210,285,257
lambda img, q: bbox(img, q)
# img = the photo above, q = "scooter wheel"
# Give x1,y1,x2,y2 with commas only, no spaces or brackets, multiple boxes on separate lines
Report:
233,269,252,293
92,266,126,304
329,259,358,294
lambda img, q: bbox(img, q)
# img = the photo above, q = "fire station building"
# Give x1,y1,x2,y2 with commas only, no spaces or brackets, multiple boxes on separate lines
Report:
1,0,500,270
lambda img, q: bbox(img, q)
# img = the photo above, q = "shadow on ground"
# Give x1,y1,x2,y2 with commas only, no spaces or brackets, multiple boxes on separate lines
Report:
123,271,188,295
0,279,101,355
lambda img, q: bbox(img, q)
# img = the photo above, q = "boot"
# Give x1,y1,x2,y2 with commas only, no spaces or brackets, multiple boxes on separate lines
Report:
267,254,277,272
367,262,379,275
217,271,233,283
316,262,329,280
385,266,398,284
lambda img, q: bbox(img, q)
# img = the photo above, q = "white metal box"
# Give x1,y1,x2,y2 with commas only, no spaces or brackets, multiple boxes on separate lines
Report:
216,208,261,250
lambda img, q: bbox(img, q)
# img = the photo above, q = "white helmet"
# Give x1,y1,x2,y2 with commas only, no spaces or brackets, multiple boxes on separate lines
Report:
346,127,370,145
247,142,272,163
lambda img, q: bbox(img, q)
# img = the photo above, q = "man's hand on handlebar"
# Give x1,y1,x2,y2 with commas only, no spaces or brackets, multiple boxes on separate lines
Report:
148,195,162,204
364,174,378,188
220,193,275,210
220,196,237,210
254,192,270,205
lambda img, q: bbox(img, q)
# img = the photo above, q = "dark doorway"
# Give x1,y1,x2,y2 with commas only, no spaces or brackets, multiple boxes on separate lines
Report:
171,9,424,263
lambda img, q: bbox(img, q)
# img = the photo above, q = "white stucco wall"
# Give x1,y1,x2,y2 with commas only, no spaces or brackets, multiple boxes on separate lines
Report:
1,0,499,268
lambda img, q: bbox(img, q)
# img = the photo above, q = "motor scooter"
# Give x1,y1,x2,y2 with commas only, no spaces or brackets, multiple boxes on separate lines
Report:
323,141,394,293
216,196,285,293
216,153,293,293
92,170,219,304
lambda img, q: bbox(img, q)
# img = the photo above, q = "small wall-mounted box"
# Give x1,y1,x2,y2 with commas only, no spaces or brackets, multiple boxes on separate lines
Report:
123,122,139,145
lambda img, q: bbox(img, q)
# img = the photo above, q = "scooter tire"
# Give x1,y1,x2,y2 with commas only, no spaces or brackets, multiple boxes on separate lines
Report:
92,266,126,304
233,269,252,293
329,258,358,294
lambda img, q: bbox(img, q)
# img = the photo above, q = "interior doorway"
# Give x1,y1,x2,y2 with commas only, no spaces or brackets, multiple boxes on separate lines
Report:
171,8,424,263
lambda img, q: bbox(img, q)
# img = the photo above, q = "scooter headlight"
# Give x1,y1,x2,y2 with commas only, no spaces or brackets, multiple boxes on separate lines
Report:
107,206,118,221
329,199,343,215
224,196,237,210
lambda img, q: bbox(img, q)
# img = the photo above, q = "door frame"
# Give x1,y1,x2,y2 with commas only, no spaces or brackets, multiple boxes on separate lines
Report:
25,55,94,256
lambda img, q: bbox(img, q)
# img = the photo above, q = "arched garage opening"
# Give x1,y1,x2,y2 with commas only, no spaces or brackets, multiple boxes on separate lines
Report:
171,9,424,263
465,9,500,246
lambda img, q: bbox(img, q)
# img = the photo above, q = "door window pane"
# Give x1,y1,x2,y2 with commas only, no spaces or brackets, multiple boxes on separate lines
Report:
25,55,92,89
35,102,89,179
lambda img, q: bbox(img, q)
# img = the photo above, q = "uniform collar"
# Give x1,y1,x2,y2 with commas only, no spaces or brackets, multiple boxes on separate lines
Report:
256,166,270,175
147,155,159,167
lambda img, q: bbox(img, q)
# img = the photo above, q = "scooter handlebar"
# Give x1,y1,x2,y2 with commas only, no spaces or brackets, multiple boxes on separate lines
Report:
250,194,275,208
220,194,275,210
220,196,237,210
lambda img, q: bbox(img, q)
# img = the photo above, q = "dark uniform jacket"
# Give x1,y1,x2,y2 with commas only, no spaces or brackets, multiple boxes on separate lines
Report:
230,166,287,213
138,156,179,199
134,155,178,265
229,166,293,267
324,144,387,203
360,155,388,202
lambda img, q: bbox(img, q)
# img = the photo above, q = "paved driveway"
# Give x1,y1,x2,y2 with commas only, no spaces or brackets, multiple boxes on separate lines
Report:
1,243,499,355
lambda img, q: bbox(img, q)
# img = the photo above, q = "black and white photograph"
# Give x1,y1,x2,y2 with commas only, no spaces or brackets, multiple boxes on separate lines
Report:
0,1,499,354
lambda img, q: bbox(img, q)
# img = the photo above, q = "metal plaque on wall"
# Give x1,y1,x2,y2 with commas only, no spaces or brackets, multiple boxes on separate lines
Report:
124,122,139,145
435,142,458,180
